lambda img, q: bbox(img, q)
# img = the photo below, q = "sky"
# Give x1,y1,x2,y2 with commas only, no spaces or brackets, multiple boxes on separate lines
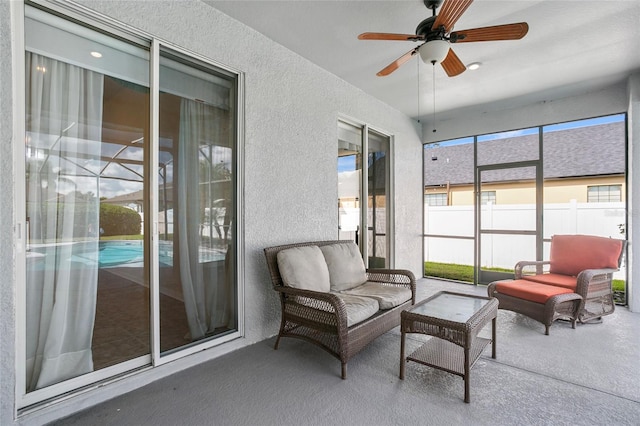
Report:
426,113,625,148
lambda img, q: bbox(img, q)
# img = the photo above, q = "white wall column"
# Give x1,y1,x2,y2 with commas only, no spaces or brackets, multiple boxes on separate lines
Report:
627,73,640,313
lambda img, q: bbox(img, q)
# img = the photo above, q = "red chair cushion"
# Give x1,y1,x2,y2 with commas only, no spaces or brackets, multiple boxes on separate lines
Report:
549,234,623,277
495,280,573,304
521,273,577,291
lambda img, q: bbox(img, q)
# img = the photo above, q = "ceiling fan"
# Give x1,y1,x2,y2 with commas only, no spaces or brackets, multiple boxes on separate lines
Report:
358,0,529,77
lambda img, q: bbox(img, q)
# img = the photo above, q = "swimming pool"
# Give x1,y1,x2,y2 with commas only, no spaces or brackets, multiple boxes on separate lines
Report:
98,241,148,267
30,240,225,268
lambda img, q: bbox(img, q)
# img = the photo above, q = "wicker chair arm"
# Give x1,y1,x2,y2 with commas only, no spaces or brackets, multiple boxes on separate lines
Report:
366,268,416,303
273,286,348,329
575,268,617,296
515,260,550,278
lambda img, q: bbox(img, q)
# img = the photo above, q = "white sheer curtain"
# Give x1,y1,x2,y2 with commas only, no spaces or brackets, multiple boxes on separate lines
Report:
25,53,103,391
177,99,233,340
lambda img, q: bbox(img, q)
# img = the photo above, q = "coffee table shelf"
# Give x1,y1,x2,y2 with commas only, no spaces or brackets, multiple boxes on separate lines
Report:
400,291,498,403
407,336,492,377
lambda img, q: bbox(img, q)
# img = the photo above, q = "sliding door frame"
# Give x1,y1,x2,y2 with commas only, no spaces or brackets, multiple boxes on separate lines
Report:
337,116,394,268
14,0,245,409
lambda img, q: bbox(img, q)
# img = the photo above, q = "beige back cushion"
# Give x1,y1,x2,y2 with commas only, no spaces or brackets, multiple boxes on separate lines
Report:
276,246,330,292
320,243,367,291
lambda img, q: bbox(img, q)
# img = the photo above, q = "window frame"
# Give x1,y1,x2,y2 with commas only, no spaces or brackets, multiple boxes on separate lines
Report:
587,184,622,203
337,116,395,268
480,191,496,205
426,193,448,206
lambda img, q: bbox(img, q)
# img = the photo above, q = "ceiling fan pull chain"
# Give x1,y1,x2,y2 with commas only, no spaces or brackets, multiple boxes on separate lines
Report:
417,59,421,124
432,63,437,133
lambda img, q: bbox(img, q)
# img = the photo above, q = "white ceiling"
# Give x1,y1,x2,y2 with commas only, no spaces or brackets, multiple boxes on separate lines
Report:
207,0,640,122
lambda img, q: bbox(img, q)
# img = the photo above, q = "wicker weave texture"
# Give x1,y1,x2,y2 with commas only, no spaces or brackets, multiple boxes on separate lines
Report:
487,281,582,335
400,291,498,403
514,238,626,324
264,240,416,379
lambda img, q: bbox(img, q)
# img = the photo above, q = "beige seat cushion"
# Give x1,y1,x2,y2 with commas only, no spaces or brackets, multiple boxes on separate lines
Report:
332,293,379,327
276,246,330,292
320,243,367,291
342,282,412,310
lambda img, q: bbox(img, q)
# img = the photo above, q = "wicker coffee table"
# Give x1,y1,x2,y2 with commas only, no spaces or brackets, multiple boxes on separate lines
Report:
400,291,499,403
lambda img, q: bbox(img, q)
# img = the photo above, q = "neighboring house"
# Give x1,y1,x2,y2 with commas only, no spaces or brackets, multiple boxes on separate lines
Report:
424,121,626,206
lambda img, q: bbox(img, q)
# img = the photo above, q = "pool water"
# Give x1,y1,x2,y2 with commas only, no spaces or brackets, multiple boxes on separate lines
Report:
33,240,224,268
66,241,171,267
98,241,146,267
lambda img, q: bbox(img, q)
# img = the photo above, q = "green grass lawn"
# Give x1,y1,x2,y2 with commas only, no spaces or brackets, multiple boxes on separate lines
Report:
424,261,625,292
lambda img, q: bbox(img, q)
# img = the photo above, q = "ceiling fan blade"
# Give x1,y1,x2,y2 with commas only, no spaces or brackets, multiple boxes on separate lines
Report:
440,48,466,77
358,32,424,42
450,22,529,43
431,0,474,33
376,48,419,76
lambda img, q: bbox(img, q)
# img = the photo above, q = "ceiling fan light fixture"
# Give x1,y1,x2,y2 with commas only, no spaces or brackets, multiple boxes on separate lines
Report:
419,39,449,65
467,62,481,70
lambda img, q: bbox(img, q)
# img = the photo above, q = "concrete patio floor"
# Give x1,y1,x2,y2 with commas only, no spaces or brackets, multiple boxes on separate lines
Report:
52,279,640,425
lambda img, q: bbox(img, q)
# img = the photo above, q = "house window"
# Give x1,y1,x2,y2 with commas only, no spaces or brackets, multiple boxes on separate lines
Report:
21,4,240,407
587,185,622,202
481,191,496,205
426,193,447,206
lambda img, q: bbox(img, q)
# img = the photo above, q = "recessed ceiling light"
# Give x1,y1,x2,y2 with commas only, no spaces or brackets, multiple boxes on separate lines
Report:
467,62,481,71
90,51,103,58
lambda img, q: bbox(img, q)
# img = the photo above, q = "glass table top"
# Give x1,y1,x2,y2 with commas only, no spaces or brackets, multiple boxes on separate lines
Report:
409,292,490,323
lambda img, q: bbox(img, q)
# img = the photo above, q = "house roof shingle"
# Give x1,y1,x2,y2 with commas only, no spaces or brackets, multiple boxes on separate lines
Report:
424,121,625,186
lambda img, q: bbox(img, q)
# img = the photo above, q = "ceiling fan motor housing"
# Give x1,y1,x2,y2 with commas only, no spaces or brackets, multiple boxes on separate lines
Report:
424,0,443,10
415,16,436,38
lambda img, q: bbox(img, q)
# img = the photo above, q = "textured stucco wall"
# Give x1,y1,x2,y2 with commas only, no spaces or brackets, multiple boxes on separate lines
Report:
3,1,423,424
1,0,17,424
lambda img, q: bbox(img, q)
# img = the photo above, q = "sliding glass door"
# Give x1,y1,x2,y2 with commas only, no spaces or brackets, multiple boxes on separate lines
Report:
337,119,391,267
20,4,240,407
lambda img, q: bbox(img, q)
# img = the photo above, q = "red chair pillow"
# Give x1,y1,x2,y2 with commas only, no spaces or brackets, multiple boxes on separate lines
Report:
549,234,623,277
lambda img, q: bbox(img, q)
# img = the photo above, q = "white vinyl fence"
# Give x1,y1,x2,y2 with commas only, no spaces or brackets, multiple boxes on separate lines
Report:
424,201,626,279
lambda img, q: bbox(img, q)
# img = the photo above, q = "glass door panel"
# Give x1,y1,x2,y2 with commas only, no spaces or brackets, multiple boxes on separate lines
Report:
24,6,150,393
158,49,237,354
337,121,392,267
367,129,390,268
338,121,362,244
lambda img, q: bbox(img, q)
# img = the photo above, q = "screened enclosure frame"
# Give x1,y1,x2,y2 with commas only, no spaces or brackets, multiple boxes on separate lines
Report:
423,114,628,297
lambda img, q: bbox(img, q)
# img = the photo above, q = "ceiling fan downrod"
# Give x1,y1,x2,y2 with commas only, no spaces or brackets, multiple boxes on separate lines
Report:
424,0,443,12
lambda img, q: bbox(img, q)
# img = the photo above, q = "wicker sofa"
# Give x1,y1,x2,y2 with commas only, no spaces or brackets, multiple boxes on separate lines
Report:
264,240,416,379
488,234,626,334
